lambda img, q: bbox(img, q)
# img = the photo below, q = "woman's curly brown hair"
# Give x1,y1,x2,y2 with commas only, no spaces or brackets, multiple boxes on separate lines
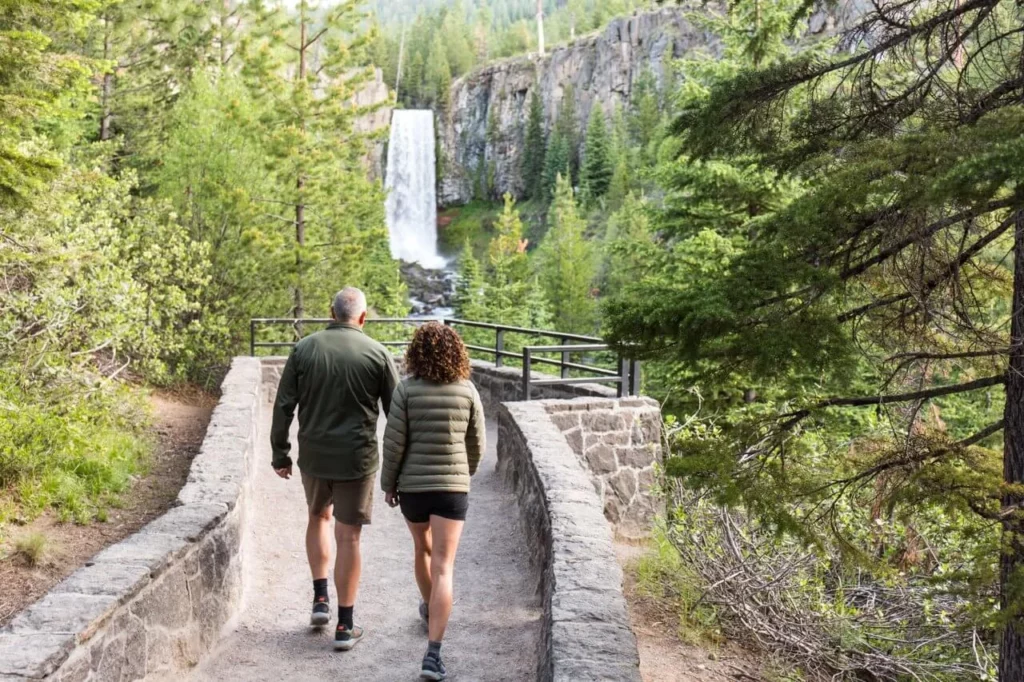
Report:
405,322,471,383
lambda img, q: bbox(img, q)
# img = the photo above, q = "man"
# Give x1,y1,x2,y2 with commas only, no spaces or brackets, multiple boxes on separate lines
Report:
270,287,399,651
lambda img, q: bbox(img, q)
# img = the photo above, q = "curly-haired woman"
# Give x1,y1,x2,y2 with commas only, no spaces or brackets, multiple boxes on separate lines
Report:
381,321,485,681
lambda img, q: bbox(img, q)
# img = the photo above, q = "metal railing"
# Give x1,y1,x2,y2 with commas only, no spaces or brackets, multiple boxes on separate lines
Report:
249,317,641,398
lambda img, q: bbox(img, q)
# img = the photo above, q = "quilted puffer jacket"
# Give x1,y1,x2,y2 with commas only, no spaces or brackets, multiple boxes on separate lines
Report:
380,377,485,494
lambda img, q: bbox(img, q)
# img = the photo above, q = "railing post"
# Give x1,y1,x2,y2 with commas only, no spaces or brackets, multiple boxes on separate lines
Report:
617,356,629,398
250,320,256,357
630,359,641,396
561,337,570,379
522,347,532,401
495,328,505,368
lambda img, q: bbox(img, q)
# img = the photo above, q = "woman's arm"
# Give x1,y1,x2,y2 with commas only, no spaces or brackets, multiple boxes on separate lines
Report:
466,385,486,476
380,382,408,493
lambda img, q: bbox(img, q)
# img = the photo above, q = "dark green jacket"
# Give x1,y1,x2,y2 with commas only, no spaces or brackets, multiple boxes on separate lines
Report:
380,378,485,494
271,323,399,481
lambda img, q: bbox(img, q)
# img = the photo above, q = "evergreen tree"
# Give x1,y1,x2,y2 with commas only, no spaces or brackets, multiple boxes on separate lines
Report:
452,238,491,354
520,89,546,199
541,91,578,198
485,193,531,325
580,105,613,199
555,83,579,183
629,67,661,157
536,175,595,333
606,0,1024,673
241,0,394,320
0,0,93,204
425,33,452,109
454,239,487,319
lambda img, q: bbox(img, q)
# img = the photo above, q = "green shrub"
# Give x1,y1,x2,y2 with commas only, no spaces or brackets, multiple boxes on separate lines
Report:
13,531,50,567
0,374,149,526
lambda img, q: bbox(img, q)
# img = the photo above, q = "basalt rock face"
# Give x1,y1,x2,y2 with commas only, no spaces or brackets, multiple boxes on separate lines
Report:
436,2,868,207
437,7,716,206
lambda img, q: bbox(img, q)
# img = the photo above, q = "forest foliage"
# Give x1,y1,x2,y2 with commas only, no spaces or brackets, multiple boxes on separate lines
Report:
448,0,1024,676
366,0,648,108
0,0,405,531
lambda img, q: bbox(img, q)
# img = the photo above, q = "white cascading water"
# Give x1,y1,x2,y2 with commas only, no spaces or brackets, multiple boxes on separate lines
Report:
384,110,446,269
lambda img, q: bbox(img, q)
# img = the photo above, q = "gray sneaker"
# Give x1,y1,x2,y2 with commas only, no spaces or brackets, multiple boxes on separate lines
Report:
333,624,364,651
419,601,429,627
310,596,330,627
420,651,446,680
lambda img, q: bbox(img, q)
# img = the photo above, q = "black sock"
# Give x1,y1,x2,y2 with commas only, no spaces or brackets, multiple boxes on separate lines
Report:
339,605,354,630
313,579,328,601
427,640,442,657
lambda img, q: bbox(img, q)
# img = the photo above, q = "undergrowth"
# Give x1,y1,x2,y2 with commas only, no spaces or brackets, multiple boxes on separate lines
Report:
0,373,150,531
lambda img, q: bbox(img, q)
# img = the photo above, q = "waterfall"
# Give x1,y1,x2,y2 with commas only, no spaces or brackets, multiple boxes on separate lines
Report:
385,110,445,269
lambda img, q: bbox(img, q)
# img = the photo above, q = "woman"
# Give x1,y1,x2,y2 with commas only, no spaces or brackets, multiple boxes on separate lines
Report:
381,322,485,681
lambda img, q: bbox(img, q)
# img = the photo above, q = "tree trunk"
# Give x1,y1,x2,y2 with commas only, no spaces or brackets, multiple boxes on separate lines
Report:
100,15,113,141
1001,206,1024,681
294,9,307,331
536,0,545,57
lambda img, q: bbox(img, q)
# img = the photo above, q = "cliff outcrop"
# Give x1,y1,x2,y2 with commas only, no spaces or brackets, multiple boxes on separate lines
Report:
436,8,713,206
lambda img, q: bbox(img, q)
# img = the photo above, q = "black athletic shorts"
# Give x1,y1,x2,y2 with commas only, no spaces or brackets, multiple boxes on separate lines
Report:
398,492,469,523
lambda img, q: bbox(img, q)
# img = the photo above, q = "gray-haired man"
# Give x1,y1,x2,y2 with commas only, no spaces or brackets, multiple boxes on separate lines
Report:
270,287,399,651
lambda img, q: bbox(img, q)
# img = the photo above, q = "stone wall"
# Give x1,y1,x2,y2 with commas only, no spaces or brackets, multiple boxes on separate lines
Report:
0,358,262,681
499,401,642,682
544,398,661,539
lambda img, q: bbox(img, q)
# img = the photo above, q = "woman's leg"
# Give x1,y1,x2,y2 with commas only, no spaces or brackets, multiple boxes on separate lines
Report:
427,516,465,642
406,520,433,604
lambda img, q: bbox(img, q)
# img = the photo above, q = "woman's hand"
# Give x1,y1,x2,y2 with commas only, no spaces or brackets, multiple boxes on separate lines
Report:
385,490,399,508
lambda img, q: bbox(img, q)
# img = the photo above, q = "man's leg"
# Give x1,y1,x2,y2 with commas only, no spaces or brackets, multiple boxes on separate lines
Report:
301,474,334,627
331,474,373,651
306,506,333,581
334,521,363,609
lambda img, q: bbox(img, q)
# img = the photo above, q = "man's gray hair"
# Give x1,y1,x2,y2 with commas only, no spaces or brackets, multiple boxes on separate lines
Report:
332,287,367,322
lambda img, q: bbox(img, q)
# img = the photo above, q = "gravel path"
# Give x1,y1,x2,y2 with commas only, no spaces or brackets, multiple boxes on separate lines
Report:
189,403,541,682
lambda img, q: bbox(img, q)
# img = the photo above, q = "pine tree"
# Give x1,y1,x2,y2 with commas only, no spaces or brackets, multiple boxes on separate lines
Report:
536,175,595,333
454,239,487,320
580,105,613,199
485,193,531,325
520,89,546,199
629,68,661,157
241,0,392,320
555,83,579,183
425,33,452,109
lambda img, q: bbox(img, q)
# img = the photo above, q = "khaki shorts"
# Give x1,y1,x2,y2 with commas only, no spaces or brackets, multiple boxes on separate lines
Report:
301,473,374,526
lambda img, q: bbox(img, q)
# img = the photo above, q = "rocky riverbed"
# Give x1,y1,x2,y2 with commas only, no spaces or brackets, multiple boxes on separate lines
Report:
400,260,456,317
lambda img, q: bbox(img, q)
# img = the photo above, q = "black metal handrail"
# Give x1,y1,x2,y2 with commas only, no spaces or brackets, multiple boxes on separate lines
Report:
249,317,640,398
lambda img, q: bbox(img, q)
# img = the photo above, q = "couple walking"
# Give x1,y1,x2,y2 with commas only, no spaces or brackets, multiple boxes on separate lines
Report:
270,287,484,681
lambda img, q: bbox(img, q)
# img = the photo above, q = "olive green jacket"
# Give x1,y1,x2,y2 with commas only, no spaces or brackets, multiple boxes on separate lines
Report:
380,378,486,494
271,323,399,481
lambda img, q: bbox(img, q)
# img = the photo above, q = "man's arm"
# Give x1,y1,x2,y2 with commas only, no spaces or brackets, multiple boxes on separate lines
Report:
379,350,400,415
270,351,300,470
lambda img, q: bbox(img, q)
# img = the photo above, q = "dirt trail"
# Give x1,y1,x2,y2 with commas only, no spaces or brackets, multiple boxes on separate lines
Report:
189,404,540,682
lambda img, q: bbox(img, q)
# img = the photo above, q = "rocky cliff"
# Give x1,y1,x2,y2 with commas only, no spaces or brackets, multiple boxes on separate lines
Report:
437,8,715,206
435,3,866,207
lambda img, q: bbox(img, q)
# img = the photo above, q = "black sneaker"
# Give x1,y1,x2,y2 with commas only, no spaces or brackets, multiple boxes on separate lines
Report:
333,623,364,651
419,601,429,627
420,651,446,680
310,596,330,627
